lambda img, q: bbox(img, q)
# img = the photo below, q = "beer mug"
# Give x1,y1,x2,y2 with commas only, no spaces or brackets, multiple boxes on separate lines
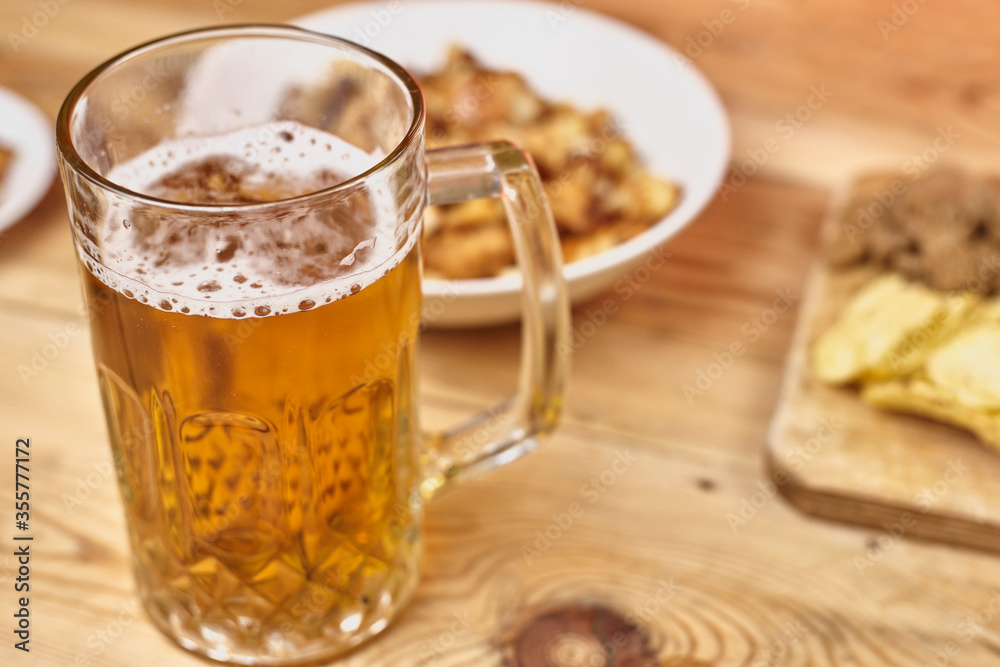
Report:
56,25,568,665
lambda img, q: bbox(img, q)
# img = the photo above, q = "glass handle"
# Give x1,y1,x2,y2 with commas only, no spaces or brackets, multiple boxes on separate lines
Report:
419,141,570,499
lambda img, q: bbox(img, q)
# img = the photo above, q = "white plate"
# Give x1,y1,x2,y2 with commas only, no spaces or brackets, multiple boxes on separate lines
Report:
0,87,56,233
295,0,730,327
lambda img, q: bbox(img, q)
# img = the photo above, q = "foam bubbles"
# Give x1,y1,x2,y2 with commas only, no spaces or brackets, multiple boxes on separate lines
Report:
87,121,415,318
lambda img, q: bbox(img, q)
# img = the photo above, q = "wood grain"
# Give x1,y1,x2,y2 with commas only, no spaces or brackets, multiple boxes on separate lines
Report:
3,0,1000,666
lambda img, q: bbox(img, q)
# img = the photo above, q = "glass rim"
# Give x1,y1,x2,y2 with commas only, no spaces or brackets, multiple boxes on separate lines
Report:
55,24,425,214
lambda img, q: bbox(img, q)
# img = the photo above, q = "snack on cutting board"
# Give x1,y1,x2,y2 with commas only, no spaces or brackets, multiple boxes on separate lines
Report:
812,274,977,384
813,169,1000,454
821,169,1000,292
416,47,681,279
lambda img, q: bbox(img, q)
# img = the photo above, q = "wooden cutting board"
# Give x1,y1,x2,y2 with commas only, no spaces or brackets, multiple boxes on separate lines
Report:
767,260,1000,555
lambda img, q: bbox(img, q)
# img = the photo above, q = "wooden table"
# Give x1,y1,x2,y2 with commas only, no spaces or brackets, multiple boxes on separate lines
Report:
3,1,1000,665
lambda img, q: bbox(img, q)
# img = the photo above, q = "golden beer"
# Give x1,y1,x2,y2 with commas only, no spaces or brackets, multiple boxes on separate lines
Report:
78,126,423,661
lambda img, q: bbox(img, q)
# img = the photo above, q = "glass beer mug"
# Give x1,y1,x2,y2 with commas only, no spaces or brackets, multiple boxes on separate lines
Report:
56,25,568,665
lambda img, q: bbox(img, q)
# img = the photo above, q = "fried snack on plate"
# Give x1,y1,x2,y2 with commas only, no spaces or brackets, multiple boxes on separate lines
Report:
281,59,403,155
422,225,515,280
812,273,977,384
0,145,12,186
417,47,681,279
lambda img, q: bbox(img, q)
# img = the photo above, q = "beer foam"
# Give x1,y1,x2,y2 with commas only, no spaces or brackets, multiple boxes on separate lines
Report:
83,121,417,318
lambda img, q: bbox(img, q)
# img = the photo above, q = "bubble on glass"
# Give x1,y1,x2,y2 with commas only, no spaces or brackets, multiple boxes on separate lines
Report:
197,280,222,293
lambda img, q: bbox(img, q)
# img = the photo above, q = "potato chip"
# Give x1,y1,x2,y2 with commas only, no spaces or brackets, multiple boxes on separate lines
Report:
812,274,957,384
862,379,1000,453
867,290,979,380
964,295,1000,325
924,323,1000,409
